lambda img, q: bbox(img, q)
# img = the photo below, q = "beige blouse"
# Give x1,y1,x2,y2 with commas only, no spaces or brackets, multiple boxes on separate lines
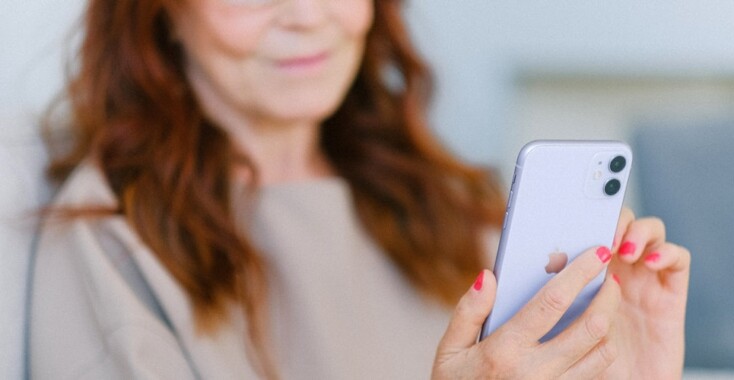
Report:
29,162,490,379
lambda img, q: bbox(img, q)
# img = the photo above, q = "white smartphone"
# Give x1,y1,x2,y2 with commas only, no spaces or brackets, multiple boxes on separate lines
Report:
479,140,632,342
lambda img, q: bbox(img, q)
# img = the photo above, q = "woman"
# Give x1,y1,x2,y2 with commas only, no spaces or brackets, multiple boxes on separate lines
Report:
31,0,690,378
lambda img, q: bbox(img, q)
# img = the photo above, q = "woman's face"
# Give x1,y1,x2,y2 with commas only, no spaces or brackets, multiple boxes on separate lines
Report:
172,0,374,126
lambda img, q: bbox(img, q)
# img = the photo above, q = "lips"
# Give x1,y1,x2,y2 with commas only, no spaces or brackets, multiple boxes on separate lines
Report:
274,51,330,73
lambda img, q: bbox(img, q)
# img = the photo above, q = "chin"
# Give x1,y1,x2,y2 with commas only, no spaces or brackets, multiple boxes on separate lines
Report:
268,93,347,124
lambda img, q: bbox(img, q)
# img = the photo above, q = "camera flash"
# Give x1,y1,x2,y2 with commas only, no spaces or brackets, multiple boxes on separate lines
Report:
593,170,602,180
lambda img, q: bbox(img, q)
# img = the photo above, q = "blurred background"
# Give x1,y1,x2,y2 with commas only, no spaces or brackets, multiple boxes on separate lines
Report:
2,0,734,378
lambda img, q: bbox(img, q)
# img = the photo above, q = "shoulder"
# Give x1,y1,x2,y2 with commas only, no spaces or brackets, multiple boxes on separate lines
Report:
51,159,118,209
30,161,195,379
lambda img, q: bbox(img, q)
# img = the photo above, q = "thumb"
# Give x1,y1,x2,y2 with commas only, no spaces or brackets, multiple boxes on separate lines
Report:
436,270,497,356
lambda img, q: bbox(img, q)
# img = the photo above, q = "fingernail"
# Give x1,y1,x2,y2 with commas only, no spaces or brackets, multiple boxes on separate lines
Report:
619,241,636,256
645,252,661,263
473,271,485,291
596,246,612,263
612,274,621,284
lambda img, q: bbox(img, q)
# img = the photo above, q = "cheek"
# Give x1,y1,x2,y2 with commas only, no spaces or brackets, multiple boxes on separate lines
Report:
188,5,274,58
331,0,374,38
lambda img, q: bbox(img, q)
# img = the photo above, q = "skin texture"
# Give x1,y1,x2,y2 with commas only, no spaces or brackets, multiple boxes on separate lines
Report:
432,207,690,379
171,0,373,184
604,208,690,378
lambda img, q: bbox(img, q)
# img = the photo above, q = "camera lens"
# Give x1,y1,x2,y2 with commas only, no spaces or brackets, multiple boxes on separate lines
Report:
605,179,622,196
609,156,626,173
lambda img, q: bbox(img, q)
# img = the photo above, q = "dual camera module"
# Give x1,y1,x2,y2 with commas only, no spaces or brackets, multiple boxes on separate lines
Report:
604,155,626,196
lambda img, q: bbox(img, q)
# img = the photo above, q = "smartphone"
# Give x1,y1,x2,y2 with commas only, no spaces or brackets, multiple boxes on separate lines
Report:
479,140,632,342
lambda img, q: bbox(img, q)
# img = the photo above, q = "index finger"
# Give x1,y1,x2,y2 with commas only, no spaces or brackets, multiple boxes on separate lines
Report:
496,245,612,345
613,207,635,250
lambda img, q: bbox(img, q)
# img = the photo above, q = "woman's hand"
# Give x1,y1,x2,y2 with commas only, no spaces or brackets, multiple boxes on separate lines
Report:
603,208,691,378
432,246,622,379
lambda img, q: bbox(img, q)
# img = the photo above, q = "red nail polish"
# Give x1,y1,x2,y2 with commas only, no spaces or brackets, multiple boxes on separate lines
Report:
473,271,485,291
645,252,661,263
612,274,621,284
596,246,612,263
619,241,636,256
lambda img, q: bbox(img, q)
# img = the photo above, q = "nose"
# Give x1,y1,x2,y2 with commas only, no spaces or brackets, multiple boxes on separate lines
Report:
278,0,328,30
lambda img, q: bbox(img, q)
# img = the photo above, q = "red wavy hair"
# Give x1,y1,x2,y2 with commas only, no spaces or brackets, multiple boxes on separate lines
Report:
46,0,506,377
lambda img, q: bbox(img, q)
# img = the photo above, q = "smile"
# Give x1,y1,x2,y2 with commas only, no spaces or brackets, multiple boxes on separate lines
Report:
274,51,330,75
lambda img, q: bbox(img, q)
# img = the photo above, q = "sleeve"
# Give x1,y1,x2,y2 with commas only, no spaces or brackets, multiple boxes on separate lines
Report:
28,216,197,380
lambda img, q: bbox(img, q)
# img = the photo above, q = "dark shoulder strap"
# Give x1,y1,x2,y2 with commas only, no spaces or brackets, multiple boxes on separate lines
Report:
23,223,40,380
24,221,202,380
93,225,203,380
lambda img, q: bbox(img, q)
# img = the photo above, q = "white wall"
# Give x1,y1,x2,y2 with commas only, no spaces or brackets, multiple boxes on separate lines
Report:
1,2,83,378
1,0,85,132
405,0,734,165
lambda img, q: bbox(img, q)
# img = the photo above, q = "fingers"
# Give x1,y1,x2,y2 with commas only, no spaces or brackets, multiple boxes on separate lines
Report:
614,207,635,250
498,245,612,344
544,276,621,375
436,270,497,357
561,338,618,379
613,213,691,300
643,242,691,293
616,216,666,264
615,216,690,276
639,242,687,270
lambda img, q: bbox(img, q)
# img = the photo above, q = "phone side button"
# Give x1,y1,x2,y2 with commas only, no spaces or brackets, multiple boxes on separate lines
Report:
507,190,514,209
502,212,508,229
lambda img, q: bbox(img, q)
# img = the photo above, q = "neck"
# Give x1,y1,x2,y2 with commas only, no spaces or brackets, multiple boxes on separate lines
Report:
213,104,334,185
188,70,334,186
207,101,333,185
229,118,334,185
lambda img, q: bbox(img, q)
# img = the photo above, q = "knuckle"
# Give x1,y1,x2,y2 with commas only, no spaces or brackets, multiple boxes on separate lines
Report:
621,207,635,222
453,299,477,321
483,329,531,370
673,244,692,269
495,328,529,351
584,313,611,341
479,349,520,378
647,216,667,235
651,216,664,227
478,344,505,372
539,287,572,314
632,216,666,241
479,346,502,368
595,339,618,367
678,245,692,262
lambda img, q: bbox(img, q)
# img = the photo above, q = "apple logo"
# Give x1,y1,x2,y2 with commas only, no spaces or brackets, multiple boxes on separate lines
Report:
545,251,568,274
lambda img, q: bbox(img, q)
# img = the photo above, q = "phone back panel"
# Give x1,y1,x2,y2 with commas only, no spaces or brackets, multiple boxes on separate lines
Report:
480,140,632,341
